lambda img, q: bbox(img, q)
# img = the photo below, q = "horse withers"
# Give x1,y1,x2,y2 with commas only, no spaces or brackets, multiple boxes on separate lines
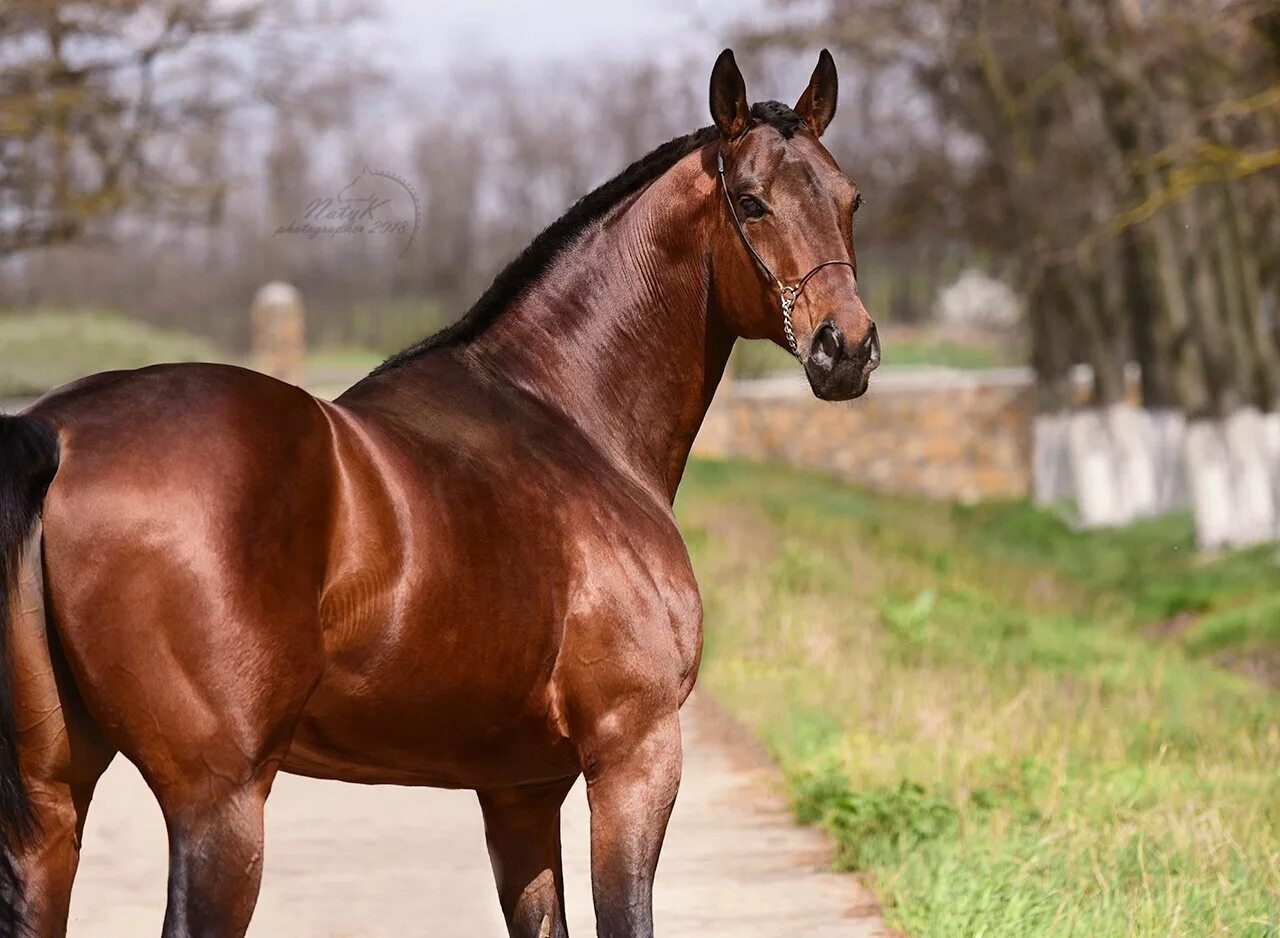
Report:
0,49,877,937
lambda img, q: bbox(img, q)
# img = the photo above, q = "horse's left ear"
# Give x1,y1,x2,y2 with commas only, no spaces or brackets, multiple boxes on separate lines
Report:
710,49,751,140
795,49,838,137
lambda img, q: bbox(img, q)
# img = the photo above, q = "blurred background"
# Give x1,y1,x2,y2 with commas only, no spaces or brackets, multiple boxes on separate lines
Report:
3,2,1279,936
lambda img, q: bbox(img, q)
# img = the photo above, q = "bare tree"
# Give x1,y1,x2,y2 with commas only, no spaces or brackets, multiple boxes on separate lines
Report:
0,0,370,256
754,0,1280,416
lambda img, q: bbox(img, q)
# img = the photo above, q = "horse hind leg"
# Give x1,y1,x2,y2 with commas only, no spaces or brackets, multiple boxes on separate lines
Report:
51,597,323,938
478,776,576,938
123,687,312,938
156,772,274,938
136,635,321,938
8,521,117,938
13,704,115,938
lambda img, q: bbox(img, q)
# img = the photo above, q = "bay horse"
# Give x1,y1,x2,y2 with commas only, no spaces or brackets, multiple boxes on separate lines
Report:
0,49,877,937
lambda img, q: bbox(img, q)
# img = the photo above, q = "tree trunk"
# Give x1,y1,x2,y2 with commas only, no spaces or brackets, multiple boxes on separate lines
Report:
1143,182,1210,415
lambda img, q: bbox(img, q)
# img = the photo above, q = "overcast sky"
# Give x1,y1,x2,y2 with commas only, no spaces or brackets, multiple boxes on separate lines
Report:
321,0,816,158
377,0,768,76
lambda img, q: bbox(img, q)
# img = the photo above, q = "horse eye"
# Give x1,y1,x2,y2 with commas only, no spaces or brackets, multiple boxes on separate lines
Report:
737,195,766,219
852,192,864,214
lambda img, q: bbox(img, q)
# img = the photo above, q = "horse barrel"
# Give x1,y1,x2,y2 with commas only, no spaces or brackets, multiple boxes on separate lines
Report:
251,281,305,385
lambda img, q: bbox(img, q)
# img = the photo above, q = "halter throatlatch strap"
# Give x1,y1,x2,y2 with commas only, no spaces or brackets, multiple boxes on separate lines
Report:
717,148,856,357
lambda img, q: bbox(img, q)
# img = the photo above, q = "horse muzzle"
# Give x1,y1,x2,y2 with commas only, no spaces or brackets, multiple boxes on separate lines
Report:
803,320,880,401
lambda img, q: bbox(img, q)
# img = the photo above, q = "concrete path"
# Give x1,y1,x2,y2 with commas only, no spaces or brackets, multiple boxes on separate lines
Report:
68,696,885,936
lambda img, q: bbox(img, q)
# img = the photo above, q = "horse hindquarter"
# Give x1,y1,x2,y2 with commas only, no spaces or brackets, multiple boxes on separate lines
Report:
27,364,335,936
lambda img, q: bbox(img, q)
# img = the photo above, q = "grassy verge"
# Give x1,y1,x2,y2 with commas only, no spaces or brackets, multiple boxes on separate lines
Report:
0,309,385,399
0,310,222,397
675,459,1280,937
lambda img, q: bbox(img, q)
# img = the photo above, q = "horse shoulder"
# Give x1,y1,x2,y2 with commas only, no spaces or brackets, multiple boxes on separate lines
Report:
551,470,704,753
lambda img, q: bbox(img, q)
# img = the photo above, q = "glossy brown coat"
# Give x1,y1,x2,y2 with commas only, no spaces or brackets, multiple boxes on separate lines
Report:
0,50,876,937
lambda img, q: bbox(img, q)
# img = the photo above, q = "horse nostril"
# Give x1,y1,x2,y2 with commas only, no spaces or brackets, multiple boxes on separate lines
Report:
855,319,885,368
856,322,880,368
814,321,842,361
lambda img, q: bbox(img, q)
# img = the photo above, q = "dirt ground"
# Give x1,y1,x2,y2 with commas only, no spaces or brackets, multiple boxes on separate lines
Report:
67,695,886,936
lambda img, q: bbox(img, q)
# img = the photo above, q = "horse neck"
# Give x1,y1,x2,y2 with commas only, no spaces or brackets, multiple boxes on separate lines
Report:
466,149,734,501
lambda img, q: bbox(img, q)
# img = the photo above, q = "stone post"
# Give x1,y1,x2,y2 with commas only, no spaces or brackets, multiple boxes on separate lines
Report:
251,281,305,385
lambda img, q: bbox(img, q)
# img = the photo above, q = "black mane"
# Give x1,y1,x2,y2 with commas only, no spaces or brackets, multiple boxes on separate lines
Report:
370,102,805,376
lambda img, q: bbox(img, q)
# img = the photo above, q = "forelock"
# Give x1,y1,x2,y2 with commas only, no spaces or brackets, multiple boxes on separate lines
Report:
750,101,805,138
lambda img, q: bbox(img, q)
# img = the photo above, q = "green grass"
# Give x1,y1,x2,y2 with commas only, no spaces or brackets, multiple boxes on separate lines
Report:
882,337,1012,370
675,459,1280,938
0,309,389,399
730,339,797,378
0,310,223,397
347,297,446,354
304,346,384,374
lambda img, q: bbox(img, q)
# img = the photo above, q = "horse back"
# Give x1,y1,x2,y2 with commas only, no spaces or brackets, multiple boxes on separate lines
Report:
32,360,336,578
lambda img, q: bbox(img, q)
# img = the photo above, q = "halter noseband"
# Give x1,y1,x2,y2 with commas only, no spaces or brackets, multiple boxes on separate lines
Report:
717,149,857,357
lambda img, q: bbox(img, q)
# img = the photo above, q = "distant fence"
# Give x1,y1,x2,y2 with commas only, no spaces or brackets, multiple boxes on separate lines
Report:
694,367,1035,503
1035,403,1280,550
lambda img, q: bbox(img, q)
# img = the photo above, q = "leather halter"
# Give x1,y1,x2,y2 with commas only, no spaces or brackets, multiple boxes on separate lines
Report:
717,149,857,357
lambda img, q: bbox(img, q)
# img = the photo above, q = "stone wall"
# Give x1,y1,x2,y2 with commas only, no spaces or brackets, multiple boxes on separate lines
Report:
694,367,1036,502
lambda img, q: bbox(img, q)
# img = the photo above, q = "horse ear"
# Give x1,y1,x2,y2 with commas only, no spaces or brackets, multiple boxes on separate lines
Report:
709,49,750,140
795,49,838,137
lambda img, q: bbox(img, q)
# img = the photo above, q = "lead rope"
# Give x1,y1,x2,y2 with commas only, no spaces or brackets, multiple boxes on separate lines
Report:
716,149,856,357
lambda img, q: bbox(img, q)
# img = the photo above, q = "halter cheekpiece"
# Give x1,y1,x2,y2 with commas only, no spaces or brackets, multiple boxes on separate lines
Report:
716,149,856,357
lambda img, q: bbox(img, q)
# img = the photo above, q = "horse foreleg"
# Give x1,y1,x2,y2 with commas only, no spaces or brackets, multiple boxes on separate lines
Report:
584,711,681,938
478,776,576,938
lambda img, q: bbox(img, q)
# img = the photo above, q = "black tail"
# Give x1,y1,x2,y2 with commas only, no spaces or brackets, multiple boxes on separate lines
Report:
0,415,59,933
